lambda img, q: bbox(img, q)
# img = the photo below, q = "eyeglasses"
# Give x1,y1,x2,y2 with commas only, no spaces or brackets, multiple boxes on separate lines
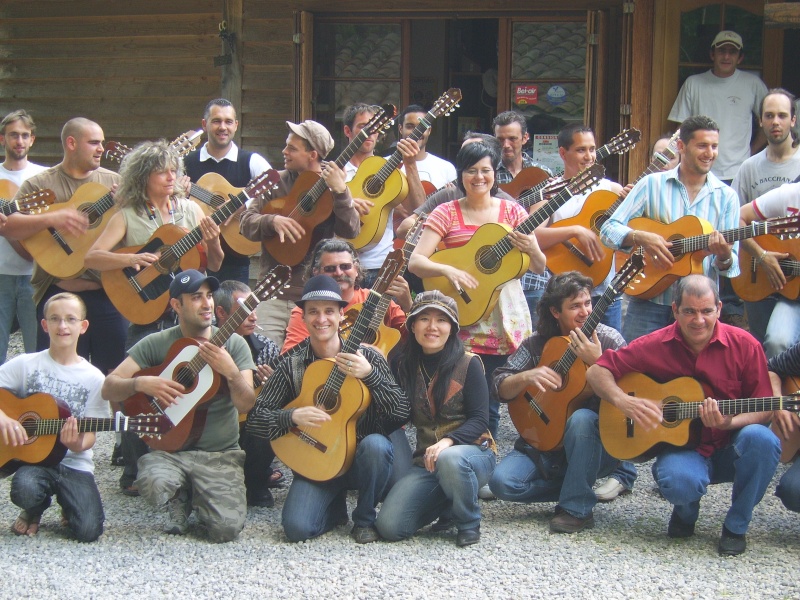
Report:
463,168,494,177
321,263,353,274
677,307,717,317
46,316,82,326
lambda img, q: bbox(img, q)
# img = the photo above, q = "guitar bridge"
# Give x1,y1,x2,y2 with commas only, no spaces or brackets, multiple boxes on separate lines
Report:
47,226,73,255
289,426,328,453
562,240,593,267
525,391,549,424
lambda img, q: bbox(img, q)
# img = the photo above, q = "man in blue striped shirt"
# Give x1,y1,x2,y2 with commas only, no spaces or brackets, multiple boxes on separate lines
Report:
600,116,739,342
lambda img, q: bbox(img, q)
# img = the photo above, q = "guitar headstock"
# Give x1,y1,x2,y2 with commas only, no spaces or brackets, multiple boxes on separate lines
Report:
765,215,800,236
127,413,172,436
14,189,55,214
611,253,646,293
655,130,681,167
254,265,292,301
247,169,281,198
170,129,204,157
104,140,133,164
402,214,427,255
603,128,641,156
364,104,397,139
566,164,605,196
430,88,462,119
372,249,406,295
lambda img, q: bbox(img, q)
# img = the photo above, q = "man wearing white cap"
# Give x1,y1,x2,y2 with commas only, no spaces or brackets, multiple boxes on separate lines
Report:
240,120,360,346
668,30,768,184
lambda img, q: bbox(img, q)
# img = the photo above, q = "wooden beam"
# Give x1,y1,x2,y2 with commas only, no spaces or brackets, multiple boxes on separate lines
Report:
222,0,244,145
764,3,800,27
628,0,654,181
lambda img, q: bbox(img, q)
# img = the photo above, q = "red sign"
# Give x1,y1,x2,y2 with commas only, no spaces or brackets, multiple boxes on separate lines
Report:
515,84,538,106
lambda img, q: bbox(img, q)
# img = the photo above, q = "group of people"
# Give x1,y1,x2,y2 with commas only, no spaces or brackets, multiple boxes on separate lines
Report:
0,28,799,559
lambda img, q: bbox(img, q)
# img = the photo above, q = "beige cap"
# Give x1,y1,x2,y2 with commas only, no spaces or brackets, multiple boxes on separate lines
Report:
286,120,334,158
711,30,743,50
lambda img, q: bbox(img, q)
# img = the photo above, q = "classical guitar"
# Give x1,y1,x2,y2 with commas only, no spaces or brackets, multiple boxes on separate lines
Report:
422,164,605,326
507,254,645,451
346,92,461,250
123,265,291,452
624,215,800,299
0,390,168,473
516,177,570,211
499,128,640,200
262,106,396,266
0,189,56,217
598,373,800,461
21,182,118,280
103,130,204,165
772,376,800,463
732,234,800,302
544,131,680,286
340,216,427,356
271,250,405,482
101,169,279,325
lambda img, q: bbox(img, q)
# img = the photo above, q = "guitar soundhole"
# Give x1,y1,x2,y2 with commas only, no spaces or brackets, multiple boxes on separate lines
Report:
18,414,39,444
548,363,567,392
363,175,383,199
363,330,377,345
174,364,197,393
80,203,102,228
661,399,680,427
476,246,500,275
667,235,685,260
592,213,607,233
155,244,178,274
315,387,340,413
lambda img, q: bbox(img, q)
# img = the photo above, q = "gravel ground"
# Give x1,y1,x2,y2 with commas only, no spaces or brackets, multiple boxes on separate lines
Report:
2,331,799,600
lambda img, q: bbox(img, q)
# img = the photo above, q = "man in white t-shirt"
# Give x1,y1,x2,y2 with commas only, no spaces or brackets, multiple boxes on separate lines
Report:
733,89,800,345
396,104,457,192
0,110,48,363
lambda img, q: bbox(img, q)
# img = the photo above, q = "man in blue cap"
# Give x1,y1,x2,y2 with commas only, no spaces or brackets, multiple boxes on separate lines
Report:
248,274,410,544
103,270,256,542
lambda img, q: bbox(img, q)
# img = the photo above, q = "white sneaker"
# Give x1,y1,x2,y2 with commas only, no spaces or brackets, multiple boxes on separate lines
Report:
478,484,496,500
594,477,629,502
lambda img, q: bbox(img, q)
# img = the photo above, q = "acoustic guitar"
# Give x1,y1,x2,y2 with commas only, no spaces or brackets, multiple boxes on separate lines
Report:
499,128,640,200
0,189,56,217
544,131,680,286
101,169,279,325
261,106,396,266
771,376,800,463
598,373,800,462
21,182,118,280
271,249,405,482
624,215,800,299
340,215,427,356
507,254,645,451
517,178,570,211
732,234,800,302
422,164,605,326
123,265,291,452
345,93,461,251
0,390,168,473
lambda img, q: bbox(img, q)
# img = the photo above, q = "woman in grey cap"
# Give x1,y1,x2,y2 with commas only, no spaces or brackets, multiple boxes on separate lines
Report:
375,290,496,547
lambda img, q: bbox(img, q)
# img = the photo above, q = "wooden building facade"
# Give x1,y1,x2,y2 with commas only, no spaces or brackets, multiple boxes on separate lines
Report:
0,0,795,183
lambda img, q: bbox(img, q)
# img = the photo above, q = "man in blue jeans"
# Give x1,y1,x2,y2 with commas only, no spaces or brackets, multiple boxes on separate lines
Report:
587,275,780,556
248,275,410,543
488,271,633,533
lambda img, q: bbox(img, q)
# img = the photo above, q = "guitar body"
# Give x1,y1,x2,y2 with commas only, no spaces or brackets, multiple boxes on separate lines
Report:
598,373,705,461
0,391,69,472
545,189,617,286
422,223,529,326
261,171,334,266
342,303,402,357
773,375,800,463
0,179,19,199
345,155,409,249
191,173,260,256
123,338,220,452
732,235,800,302
270,359,371,482
101,224,205,325
507,337,593,452
499,167,551,199
623,215,712,299
22,182,118,279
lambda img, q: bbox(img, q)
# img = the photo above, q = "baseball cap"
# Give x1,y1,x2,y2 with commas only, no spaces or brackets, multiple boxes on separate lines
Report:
296,274,348,308
286,120,335,158
711,30,743,50
168,269,220,298
406,290,460,332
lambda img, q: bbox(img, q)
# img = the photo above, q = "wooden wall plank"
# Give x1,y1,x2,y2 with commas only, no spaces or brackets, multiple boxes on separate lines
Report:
0,15,221,39
0,1,219,18
0,58,214,80
0,36,220,59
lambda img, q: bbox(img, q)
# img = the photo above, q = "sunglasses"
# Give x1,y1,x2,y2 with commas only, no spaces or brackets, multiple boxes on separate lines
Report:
321,263,354,274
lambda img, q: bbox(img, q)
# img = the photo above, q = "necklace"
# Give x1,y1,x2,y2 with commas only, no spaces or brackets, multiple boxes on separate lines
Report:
420,358,438,385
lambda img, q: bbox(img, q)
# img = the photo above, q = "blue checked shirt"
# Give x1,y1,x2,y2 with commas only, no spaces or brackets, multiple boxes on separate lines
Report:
496,151,554,184
599,167,740,306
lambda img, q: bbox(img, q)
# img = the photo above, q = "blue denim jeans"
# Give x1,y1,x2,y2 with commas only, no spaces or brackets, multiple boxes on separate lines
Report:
478,353,506,439
622,298,674,343
651,424,780,534
0,274,38,363
763,298,800,359
281,433,395,542
743,297,776,344
592,295,622,334
524,287,546,328
775,457,800,513
11,464,104,542
489,409,620,518
376,444,496,540
208,261,251,286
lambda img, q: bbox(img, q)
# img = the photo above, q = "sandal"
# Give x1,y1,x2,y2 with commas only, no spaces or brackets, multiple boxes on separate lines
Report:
267,469,285,488
11,511,41,536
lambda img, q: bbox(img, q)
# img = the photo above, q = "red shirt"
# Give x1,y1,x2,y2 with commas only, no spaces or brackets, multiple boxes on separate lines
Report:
281,287,407,354
595,320,771,456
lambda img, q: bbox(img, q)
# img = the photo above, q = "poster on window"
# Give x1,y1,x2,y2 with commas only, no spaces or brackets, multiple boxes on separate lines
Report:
532,134,563,175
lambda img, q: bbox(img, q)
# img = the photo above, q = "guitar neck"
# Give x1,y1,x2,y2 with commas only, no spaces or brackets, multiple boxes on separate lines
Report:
603,153,675,218
25,415,121,436
517,179,553,210
672,221,769,256
668,396,795,421
377,110,437,183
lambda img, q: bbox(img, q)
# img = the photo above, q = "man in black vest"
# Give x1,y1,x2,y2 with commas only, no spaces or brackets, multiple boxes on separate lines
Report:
184,98,273,284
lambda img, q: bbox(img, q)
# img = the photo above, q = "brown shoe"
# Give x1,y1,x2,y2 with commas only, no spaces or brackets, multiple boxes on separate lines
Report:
549,509,595,534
